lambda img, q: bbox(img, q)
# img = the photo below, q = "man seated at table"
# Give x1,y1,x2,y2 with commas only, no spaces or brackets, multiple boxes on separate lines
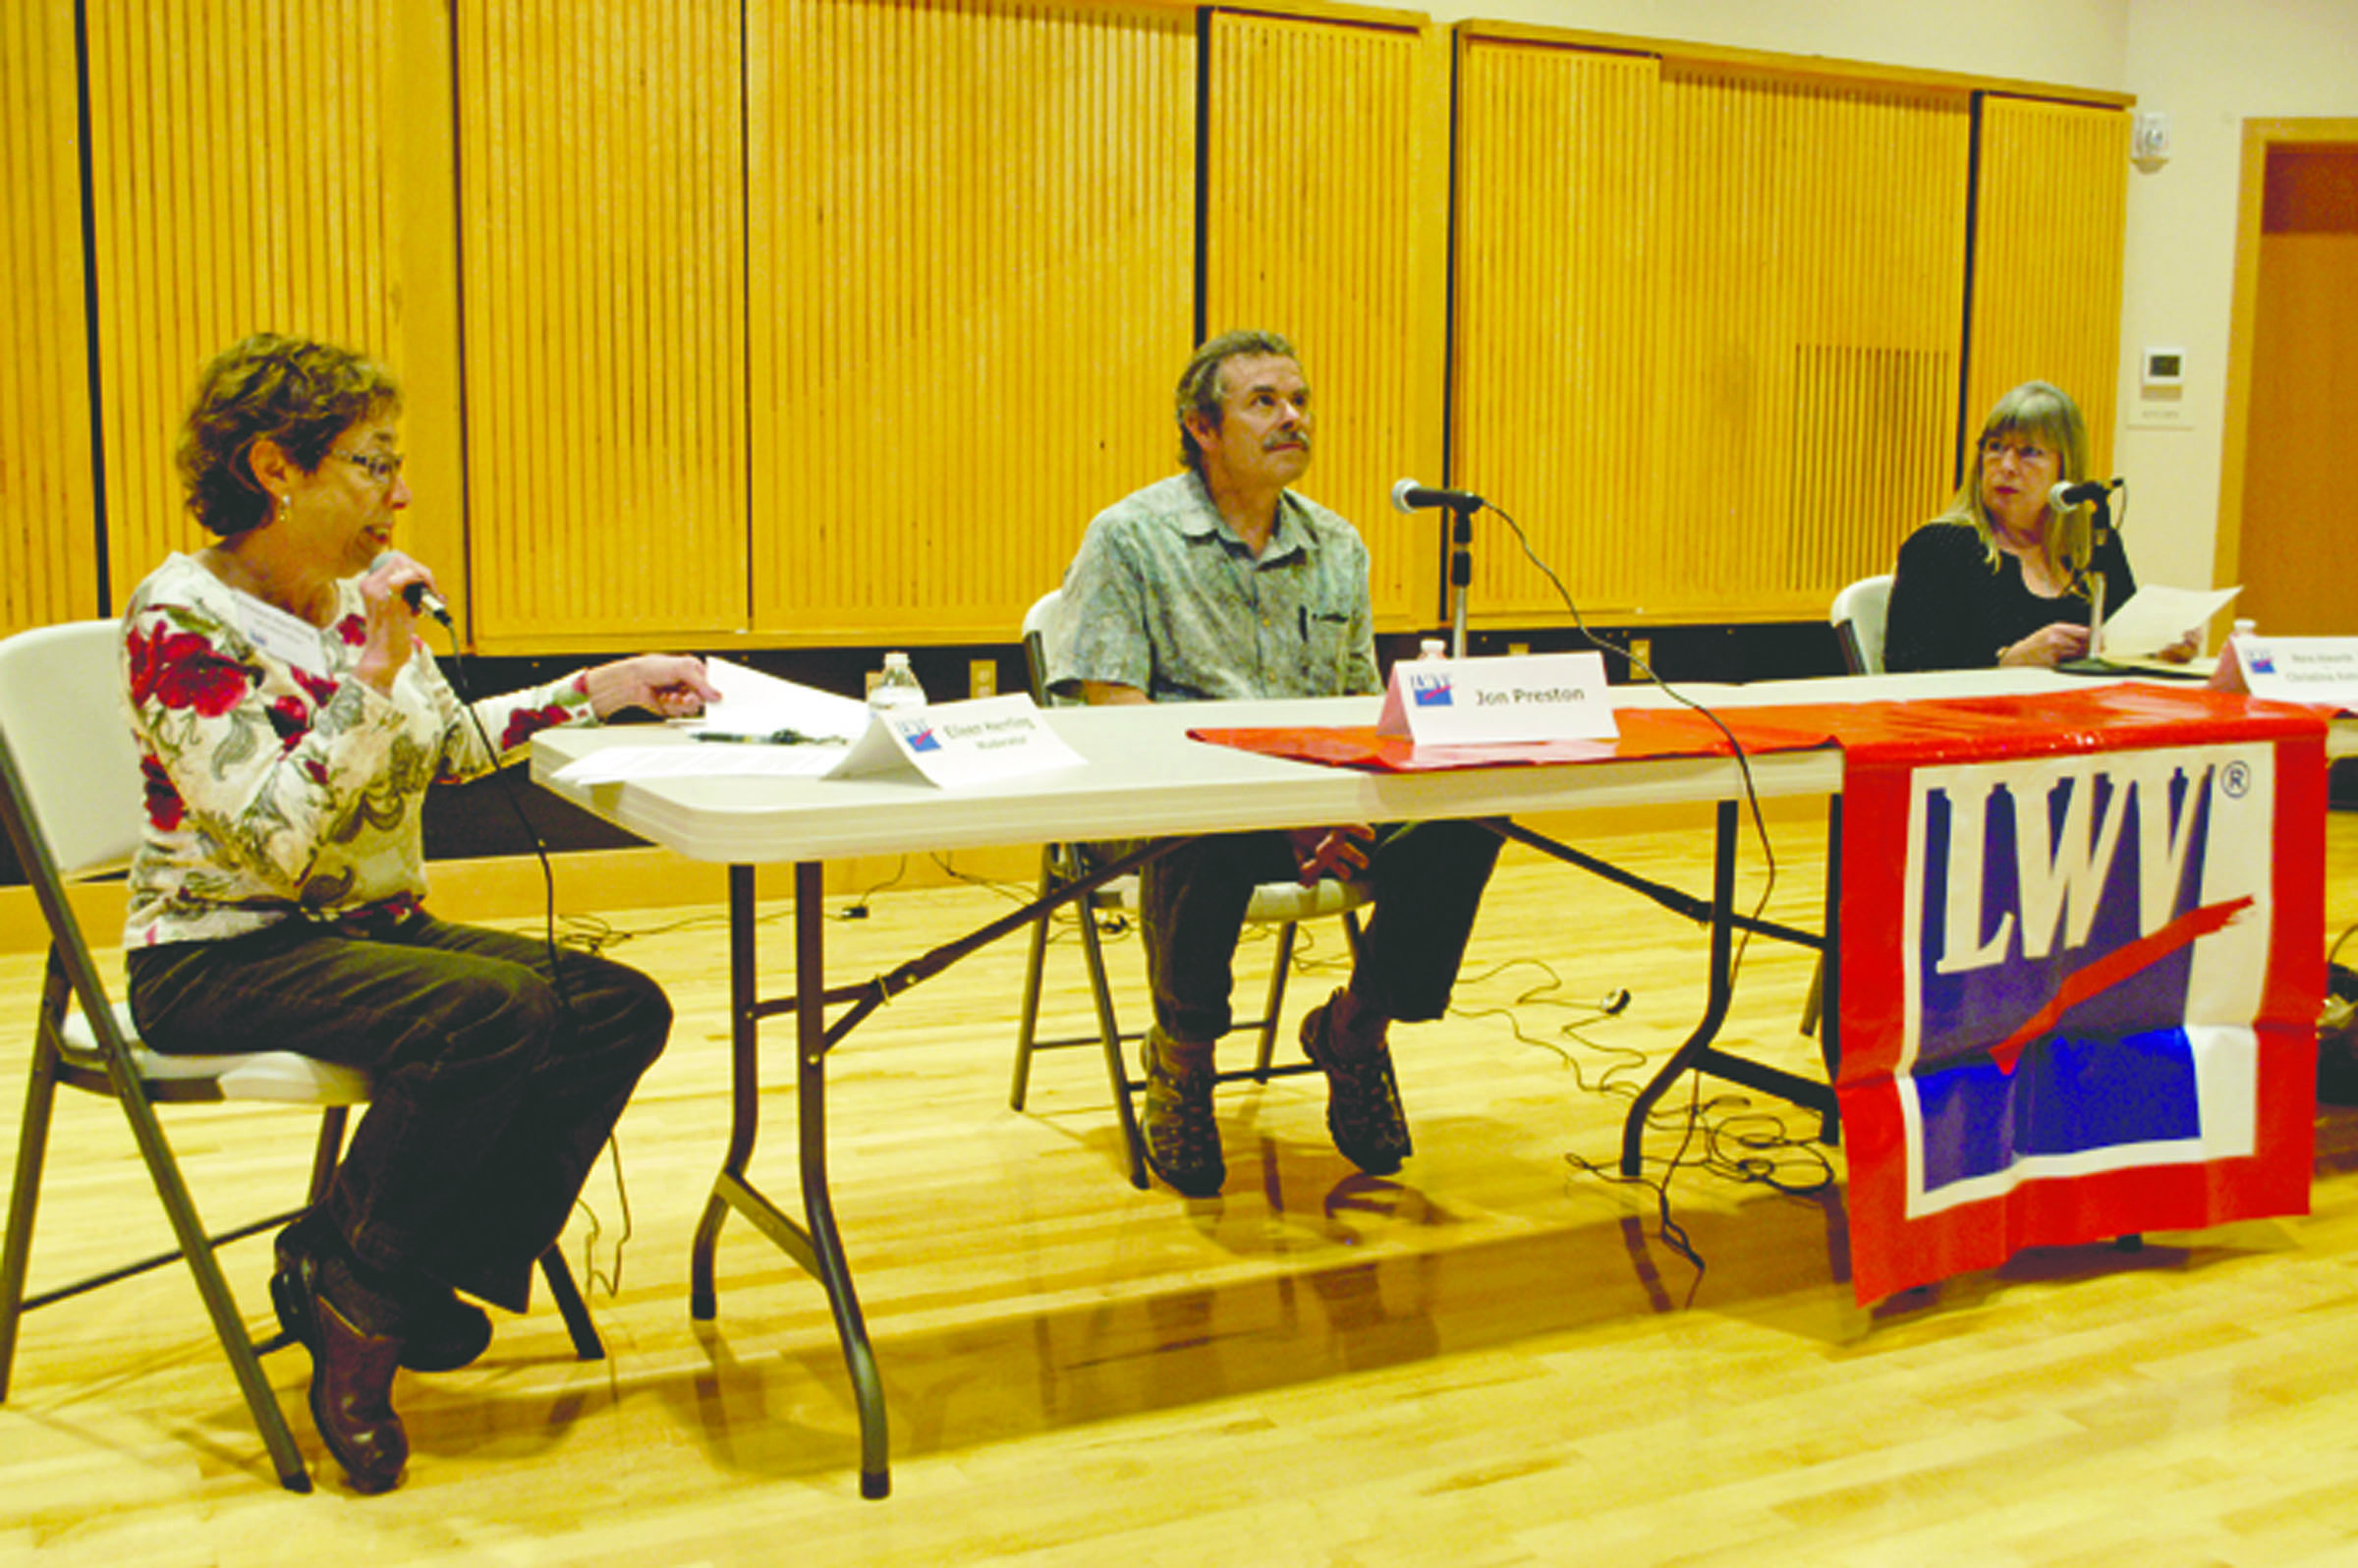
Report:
1050,328,1501,1197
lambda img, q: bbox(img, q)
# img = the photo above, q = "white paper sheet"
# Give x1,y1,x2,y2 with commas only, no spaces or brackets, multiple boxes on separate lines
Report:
680,656,869,742
553,743,846,786
2101,584,2241,657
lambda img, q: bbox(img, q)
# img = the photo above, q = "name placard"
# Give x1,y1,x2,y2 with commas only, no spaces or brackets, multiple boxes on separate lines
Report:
2212,634,2358,713
1375,651,1618,746
825,694,1085,788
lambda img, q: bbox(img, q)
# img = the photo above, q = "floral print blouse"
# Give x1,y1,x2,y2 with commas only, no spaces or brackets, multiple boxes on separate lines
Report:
121,552,595,948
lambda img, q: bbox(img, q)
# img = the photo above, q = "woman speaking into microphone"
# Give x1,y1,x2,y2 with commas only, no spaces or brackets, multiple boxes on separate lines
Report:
120,333,718,1492
1883,380,2194,672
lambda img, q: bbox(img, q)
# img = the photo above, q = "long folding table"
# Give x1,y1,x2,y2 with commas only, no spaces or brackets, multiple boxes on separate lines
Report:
531,671,2353,1497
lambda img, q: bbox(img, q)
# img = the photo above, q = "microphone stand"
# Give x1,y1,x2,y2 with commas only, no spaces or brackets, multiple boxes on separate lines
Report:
1442,497,1480,657
2053,491,2193,678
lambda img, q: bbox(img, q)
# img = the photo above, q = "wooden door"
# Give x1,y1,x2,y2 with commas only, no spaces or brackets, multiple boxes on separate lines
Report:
2237,143,2358,635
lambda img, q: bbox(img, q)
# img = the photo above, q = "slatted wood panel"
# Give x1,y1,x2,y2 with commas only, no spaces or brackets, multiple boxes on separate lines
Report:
0,0,95,636
1652,64,1970,620
1205,11,1446,630
83,0,458,619
750,0,1194,644
1451,39,1658,624
456,0,747,650
1966,96,2129,485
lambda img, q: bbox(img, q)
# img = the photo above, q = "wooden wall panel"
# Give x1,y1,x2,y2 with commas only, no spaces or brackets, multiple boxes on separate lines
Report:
1205,11,1446,630
84,0,458,620
750,0,1194,644
456,0,747,650
1966,96,2129,483
0,0,95,636
1651,65,1969,620
1451,39,1656,623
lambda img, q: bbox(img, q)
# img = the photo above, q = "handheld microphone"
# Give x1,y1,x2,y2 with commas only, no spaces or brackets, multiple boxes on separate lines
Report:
2049,477,2120,511
1391,478,1486,514
370,551,452,625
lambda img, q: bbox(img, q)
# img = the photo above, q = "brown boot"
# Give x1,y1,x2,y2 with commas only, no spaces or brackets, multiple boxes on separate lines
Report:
270,1233,409,1493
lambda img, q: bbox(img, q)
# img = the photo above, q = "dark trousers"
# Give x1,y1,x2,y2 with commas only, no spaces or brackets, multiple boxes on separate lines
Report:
127,913,670,1313
1139,819,1501,1046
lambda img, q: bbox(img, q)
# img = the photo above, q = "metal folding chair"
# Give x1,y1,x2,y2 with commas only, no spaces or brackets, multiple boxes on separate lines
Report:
1005,592,1367,1188
0,620,600,1492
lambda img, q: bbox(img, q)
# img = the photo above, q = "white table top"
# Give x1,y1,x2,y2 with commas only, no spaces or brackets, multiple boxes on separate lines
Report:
532,670,2353,866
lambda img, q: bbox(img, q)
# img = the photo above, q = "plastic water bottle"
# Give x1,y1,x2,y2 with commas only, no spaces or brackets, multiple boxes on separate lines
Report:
869,650,926,712
1419,638,1448,660
2231,618,2257,640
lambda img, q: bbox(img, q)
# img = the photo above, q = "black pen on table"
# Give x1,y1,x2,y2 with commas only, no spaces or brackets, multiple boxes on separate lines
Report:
691,727,845,746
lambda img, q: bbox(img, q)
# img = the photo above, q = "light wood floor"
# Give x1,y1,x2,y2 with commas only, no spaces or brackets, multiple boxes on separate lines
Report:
3,812,2356,1566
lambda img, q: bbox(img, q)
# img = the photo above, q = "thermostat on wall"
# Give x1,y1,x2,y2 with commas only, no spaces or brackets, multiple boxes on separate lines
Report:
2131,344,2192,429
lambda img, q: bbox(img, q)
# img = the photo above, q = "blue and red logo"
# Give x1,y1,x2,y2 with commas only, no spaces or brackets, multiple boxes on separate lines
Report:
1408,671,1454,708
1899,744,2273,1211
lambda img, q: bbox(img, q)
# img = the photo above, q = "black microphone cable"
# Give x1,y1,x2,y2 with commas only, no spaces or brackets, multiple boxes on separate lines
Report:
1479,498,1781,980
1450,497,1811,1285
428,624,635,1300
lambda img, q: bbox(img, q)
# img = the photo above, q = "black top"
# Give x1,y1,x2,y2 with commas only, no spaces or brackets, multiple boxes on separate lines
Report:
1883,521,2136,673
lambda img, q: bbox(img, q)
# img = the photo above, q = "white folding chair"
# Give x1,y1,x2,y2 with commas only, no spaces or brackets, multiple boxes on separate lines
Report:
0,620,599,1493
1006,591,1368,1188
1803,577,1896,1040
1830,574,1894,676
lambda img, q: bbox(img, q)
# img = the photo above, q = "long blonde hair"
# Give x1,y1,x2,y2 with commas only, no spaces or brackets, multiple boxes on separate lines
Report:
1938,380,2098,596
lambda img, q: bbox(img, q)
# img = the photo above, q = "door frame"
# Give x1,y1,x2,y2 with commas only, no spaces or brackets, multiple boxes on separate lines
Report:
2215,116,2358,591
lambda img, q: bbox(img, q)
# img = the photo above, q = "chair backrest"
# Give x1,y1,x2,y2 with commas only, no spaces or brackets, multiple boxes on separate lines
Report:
1829,574,1894,676
1,620,372,1104
0,620,140,880
1022,589,1068,706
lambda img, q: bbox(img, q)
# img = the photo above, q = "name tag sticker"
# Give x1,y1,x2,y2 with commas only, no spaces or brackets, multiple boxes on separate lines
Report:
825,694,1085,788
1376,651,1618,746
235,589,331,676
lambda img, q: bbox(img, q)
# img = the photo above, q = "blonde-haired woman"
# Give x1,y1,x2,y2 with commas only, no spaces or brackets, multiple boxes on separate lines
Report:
1885,381,2175,672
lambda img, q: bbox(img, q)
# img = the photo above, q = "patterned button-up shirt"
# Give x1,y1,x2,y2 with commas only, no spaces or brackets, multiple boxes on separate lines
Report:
1052,472,1378,702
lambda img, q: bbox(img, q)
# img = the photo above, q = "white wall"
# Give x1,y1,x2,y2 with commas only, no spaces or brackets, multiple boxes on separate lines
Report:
1419,0,2358,596
2116,0,2358,589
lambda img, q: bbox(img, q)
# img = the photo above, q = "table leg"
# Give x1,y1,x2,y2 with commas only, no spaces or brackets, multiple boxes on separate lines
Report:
791,861,888,1499
682,841,1177,1498
689,862,890,1499
1620,801,1738,1175
1616,800,1839,1175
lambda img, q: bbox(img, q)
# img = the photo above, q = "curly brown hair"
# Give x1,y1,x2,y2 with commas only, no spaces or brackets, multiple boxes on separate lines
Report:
177,334,401,536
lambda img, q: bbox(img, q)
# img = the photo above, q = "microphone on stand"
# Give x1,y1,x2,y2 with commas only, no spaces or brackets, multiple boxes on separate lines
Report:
1393,480,1484,656
370,551,453,625
2048,476,2121,510
1391,478,1486,514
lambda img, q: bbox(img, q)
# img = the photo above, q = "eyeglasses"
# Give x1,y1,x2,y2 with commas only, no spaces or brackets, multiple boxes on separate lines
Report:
332,448,406,486
1980,438,2052,469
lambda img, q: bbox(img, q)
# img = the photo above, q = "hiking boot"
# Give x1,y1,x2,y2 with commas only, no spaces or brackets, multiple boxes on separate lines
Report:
1300,992,1412,1176
1139,1028,1224,1197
